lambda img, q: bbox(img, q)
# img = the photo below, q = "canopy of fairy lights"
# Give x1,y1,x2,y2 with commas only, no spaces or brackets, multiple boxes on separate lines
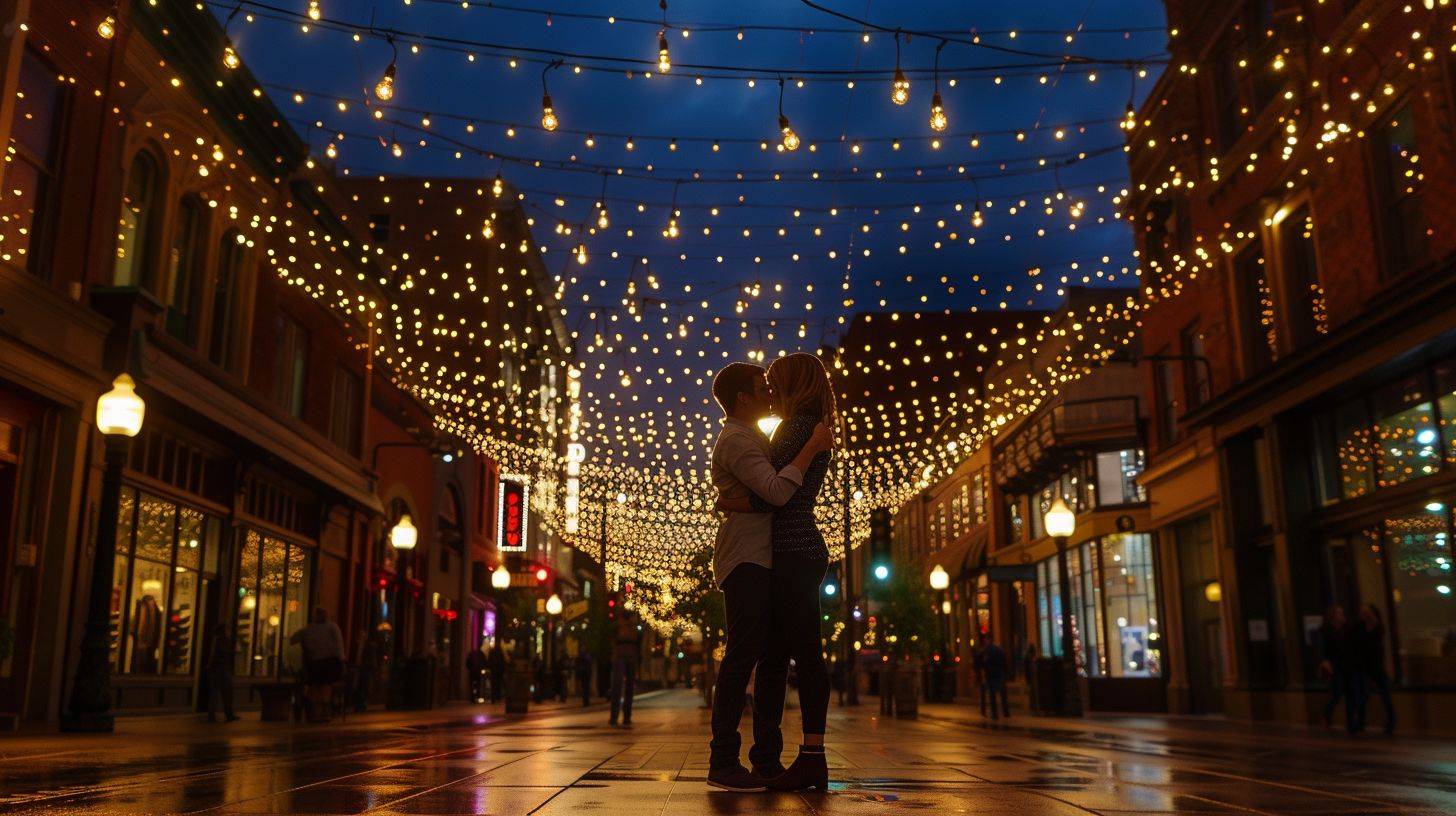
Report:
29,0,1442,629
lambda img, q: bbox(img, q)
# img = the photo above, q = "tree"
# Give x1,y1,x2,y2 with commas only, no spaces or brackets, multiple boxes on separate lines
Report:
868,559,938,660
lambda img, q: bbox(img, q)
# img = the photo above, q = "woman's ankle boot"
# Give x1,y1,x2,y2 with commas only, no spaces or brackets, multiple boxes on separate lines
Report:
767,745,828,791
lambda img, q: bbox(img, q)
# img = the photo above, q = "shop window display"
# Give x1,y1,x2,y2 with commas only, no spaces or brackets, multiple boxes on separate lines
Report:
235,530,313,677
108,487,218,676
1101,534,1162,678
1383,505,1456,685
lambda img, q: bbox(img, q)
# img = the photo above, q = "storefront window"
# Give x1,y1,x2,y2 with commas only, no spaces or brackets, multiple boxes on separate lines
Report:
235,530,313,677
109,487,218,676
1101,533,1162,677
1384,505,1455,685
1371,375,1439,489
1094,449,1147,505
1333,398,1375,500
1069,543,1103,677
1036,559,1062,658
1434,360,1456,467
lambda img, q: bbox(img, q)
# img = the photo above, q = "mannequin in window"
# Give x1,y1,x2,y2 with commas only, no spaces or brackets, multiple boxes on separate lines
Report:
131,594,162,674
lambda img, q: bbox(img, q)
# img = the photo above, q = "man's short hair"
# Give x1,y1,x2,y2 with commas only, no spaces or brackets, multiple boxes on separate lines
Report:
712,362,765,415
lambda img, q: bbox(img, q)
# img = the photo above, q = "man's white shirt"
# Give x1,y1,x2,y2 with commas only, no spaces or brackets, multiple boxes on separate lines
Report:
709,417,803,587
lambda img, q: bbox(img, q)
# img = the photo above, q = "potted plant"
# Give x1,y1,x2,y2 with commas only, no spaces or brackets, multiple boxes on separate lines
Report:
868,561,938,719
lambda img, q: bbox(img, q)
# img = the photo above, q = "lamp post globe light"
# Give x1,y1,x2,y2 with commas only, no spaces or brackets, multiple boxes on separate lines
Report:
1042,497,1082,716
63,374,147,731
928,564,950,591
390,514,418,550
928,564,951,701
491,563,512,590
545,593,563,616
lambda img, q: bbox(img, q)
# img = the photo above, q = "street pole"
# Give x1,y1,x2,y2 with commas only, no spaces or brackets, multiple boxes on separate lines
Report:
841,464,859,706
61,436,129,732
1054,535,1082,716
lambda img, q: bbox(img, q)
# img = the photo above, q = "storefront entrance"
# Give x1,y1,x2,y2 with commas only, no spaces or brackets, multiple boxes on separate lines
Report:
1174,515,1224,714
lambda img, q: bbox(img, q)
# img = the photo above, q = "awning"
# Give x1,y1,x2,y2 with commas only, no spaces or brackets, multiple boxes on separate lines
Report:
923,526,989,582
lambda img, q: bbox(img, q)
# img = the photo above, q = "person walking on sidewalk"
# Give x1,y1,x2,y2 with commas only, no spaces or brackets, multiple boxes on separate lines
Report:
291,607,346,723
609,610,643,726
1318,605,1358,732
981,634,1011,720
205,625,239,723
487,641,506,703
466,645,488,703
1354,604,1395,734
576,649,594,706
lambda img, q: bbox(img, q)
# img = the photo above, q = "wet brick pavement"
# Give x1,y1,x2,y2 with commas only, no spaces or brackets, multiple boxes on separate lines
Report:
1,690,1453,814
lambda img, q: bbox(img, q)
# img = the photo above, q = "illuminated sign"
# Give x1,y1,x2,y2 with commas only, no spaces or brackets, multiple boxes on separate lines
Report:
498,477,529,553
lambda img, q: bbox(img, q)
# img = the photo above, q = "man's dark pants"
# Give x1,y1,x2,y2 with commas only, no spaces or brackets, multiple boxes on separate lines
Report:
709,563,788,770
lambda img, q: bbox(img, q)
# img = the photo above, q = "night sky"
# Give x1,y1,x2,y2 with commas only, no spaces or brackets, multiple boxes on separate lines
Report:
223,0,1168,465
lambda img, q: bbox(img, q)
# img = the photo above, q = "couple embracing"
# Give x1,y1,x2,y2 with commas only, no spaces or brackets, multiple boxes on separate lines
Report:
706,352,838,793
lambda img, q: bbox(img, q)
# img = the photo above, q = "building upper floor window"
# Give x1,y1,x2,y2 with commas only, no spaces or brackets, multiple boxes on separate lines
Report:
165,195,207,343
113,150,162,288
1372,104,1426,275
1235,241,1278,374
1181,323,1211,408
1278,205,1327,345
5,48,66,278
209,230,246,370
328,365,362,456
272,313,309,419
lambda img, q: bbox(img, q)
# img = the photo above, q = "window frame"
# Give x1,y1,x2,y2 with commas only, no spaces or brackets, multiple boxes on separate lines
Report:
7,47,70,279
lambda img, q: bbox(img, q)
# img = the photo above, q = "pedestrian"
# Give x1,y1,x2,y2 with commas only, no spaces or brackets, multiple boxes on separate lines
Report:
609,610,643,727
205,624,239,723
1354,604,1395,734
290,607,346,723
1318,604,1358,732
466,644,488,703
576,649,594,706
981,633,1011,720
488,641,506,703
972,641,987,716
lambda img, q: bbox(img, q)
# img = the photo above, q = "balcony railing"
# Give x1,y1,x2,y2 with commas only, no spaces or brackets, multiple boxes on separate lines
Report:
995,397,1142,491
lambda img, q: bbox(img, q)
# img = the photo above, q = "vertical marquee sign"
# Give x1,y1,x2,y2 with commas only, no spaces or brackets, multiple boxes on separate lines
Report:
497,477,529,553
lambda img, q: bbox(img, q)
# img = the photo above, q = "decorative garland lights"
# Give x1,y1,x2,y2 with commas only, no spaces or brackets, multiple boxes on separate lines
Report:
30,0,1444,632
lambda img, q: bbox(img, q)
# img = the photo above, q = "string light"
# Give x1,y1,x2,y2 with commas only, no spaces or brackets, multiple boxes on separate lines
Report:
891,32,910,105
492,173,504,197
929,42,948,133
658,32,672,72
307,0,322,22
222,43,241,70
576,242,589,265
540,60,563,132
777,78,799,151
375,37,398,101
97,6,117,40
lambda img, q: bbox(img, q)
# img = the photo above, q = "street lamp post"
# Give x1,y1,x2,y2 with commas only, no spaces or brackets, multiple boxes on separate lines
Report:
388,515,417,707
929,564,950,702
1042,497,1082,716
62,375,146,732
545,593,563,698
841,468,860,706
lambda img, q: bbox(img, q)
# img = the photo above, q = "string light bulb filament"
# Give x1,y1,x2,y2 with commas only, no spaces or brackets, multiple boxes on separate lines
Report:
97,14,117,39
307,0,321,21
929,91,947,132
892,68,910,105
658,33,671,72
375,63,396,101
222,44,241,70
541,93,558,130
779,115,799,151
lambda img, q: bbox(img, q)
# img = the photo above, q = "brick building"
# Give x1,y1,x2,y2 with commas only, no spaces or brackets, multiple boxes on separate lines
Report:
0,0,570,726
1127,0,1456,728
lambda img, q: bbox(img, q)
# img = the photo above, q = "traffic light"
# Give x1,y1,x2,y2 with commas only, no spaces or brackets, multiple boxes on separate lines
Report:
870,508,891,581
607,596,618,620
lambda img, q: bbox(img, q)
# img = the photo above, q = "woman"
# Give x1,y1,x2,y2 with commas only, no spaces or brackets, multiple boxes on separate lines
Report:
720,352,837,790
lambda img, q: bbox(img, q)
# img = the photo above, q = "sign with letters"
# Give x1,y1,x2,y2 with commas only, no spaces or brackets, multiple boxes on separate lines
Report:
497,477,529,553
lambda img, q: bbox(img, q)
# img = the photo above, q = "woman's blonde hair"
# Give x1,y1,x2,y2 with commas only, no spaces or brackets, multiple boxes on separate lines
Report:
767,352,839,435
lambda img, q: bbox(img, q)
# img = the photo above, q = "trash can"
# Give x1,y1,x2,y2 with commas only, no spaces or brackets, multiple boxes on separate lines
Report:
505,658,533,714
893,662,920,719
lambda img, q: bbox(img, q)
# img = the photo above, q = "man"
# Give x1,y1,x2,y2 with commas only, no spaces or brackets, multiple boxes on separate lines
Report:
466,645,488,703
576,648,595,706
609,610,643,726
981,634,1010,720
706,362,833,792
487,641,507,703
290,608,346,723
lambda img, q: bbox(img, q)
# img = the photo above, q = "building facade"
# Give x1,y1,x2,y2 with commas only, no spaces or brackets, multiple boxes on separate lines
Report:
1128,0,1456,729
0,0,570,726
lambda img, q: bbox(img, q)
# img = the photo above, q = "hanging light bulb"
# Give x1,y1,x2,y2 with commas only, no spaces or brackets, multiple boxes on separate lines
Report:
576,243,589,265
597,207,610,230
375,63,396,101
972,207,984,228
97,13,117,40
1121,105,1137,131
492,174,504,197
779,114,800,151
657,33,671,72
929,91,948,132
222,43,241,70
481,219,494,239
892,68,910,105
390,140,403,158
540,92,558,131
665,217,680,239
307,0,322,20
325,142,337,159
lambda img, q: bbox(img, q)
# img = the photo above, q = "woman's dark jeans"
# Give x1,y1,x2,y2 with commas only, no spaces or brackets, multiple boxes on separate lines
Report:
757,554,830,738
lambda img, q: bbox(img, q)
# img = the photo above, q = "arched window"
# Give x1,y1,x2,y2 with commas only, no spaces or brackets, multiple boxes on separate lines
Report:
165,194,207,342
208,229,245,369
113,150,161,287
